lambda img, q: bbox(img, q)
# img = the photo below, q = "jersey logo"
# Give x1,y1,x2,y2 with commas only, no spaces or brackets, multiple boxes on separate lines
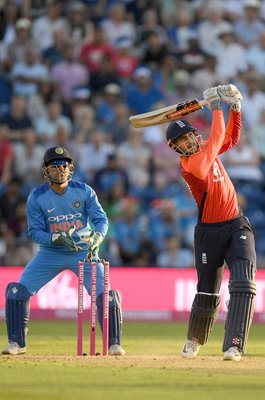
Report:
240,235,247,240
48,207,56,213
74,200,82,209
212,161,224,182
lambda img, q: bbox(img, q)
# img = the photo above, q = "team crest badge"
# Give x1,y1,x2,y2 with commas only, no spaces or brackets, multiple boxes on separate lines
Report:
74,200,81,208
55,147,64,154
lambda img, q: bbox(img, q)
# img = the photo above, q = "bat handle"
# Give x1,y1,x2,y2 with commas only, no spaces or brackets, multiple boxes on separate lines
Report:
198,99,208,107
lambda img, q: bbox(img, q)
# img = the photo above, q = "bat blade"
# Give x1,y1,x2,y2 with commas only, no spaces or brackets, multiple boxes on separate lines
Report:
129,99,207,128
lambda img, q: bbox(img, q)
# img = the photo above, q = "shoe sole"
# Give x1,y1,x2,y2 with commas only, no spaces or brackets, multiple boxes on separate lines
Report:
223,355,241,361
2,349,26,355
109,351,125,356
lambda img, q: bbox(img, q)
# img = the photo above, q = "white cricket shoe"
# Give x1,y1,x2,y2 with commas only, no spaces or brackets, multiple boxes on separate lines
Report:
108,344,125,356
2,341,26,355
223,346,241,361
181,339,200,359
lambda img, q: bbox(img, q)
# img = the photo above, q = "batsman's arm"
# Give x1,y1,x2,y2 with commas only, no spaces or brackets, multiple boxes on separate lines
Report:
129,99,207,128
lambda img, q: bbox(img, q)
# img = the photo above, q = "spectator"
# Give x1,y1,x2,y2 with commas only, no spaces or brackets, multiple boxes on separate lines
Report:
246,31,265,76
32,0,69,52
100,3,136,48
191,54,222,94
197,3,232,55
34,100,72,144
105,102,131,145
10,47,50,98
0,125,13,189
89,54,121,94
234,0,265,48
79,24,116,74
136,8,168,52
176,31,207,74
6,18,38,68
67,2,93,50
215,26,248,80
13,130,44,194
117,126,151,188
126,67,165,114
0,95,33,142
156,234,194,268
50,43,89,104
95,83,122,124
42,30,68,67
141,31,169,70
93,153,130,198
113,38,139,82
75,127,115,181
241,72,265,129
113,197,148,265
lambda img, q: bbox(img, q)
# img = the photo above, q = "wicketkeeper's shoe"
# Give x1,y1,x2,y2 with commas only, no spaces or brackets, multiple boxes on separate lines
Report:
1,341,26,355
223,346,241,361
108,344,125,356
181,339,200,359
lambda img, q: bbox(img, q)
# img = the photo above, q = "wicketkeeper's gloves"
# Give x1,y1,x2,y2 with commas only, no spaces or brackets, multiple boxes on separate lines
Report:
52,226,82,252
217,84,242,112
203,87,222,111
86,232,104,261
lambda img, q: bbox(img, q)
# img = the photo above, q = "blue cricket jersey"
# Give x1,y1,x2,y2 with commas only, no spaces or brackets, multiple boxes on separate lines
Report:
26,181,108,252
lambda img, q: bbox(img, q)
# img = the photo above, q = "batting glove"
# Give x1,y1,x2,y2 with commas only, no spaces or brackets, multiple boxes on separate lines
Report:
52,226,82,252
203,87,221,111
86,232,104,261
217,84,242,112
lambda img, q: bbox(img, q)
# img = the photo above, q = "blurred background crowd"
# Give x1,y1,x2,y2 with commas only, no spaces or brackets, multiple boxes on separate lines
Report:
1,0,265,267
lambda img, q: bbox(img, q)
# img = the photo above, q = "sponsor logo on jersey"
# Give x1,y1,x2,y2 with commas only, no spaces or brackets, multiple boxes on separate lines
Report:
48,213,84,232
212,161,224,182
47,207,56,213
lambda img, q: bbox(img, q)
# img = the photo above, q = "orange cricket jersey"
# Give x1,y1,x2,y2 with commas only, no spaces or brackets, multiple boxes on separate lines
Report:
180,110,242,223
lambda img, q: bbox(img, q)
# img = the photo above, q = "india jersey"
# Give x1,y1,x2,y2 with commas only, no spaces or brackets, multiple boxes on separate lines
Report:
26,180,108,252
180,111,241,223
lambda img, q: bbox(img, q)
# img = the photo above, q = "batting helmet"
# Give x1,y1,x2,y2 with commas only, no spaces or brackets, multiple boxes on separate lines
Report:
166,120,196,143
42,147,74,184
42,147,73,166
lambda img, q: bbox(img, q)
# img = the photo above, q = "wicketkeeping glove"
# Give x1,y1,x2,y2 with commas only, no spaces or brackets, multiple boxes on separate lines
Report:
86,232,104,261
203,87,222,111
217,84,242,112
52,226,82,252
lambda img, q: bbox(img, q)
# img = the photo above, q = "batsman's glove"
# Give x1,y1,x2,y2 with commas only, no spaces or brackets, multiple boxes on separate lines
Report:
86,231,104,261
203,87,222,111
52,226,82,252
217,84,242,112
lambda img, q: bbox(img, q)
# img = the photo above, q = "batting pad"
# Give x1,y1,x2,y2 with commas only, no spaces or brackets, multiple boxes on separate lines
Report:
223,260,256,353
187,292,220,345
6,282,30,348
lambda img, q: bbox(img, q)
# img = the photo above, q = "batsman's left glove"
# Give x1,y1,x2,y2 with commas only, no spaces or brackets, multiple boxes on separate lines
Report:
86,232,104,261
52,226,82,252
217,84,242,112
203,87,222,111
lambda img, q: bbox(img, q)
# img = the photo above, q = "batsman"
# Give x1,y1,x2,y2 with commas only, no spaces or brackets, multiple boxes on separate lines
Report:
2,147,125,356
166,84,256,361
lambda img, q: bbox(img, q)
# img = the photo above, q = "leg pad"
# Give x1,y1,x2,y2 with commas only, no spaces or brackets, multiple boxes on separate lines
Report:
6,282,31,348
223,260,256,353
97,290,123,346
187,292,220,345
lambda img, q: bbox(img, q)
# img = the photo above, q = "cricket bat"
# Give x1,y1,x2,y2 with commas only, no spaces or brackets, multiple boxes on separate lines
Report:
129,99,208,128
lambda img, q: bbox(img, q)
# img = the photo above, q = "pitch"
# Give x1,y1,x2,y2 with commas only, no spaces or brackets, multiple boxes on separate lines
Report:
0,321,264,400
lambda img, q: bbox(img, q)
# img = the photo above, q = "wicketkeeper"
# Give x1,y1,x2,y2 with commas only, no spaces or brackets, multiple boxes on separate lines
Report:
166,84,256,361
2,147,125,356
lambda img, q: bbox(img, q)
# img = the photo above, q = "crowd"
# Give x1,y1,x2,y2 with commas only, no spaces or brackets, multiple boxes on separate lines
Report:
1,0,265,267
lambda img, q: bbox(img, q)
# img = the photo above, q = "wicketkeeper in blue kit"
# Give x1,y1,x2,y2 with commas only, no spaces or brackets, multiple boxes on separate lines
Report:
2,146,125,356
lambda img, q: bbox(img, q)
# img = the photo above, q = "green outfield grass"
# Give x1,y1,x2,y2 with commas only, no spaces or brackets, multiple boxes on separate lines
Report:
0,320,264,400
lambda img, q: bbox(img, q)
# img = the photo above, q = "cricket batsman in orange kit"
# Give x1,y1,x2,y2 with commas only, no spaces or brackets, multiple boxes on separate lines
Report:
166,84,256,361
